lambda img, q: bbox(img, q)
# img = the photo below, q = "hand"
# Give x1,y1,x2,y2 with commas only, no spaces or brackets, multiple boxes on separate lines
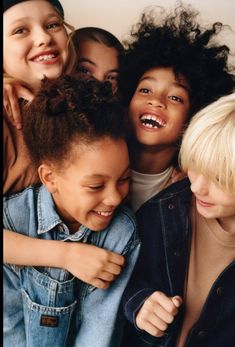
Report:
171,167,186,183
64,243,125,289
136,291,182,337
3,83,34,129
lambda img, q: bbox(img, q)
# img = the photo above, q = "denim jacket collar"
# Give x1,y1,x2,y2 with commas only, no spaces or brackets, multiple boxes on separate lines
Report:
37,185,90,241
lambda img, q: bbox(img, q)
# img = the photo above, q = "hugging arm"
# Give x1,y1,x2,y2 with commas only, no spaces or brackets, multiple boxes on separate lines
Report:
3,229,124,289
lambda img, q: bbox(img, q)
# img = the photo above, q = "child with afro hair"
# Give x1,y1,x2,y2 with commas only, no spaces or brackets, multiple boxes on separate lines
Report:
119,3,235,213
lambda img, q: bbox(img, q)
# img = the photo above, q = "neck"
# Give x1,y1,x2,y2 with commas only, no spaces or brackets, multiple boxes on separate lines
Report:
129,141,177,174
218,216,235,234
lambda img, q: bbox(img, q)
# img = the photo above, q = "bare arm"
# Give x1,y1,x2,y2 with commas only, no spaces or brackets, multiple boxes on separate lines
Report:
4,229,125,289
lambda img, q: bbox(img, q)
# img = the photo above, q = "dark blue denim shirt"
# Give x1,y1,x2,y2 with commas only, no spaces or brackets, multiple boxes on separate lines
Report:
122,178,235,347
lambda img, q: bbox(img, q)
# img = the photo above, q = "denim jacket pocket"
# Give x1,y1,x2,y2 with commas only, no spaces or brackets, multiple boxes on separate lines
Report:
20,266,78,347
22,289,77,347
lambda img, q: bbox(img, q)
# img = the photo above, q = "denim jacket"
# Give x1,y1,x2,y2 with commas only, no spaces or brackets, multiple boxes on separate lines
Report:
3,184,140,347
122,178,235,347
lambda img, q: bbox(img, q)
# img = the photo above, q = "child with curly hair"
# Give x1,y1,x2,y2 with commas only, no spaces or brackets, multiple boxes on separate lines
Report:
123,92,235,347
3,75,140,347
119,4,235,212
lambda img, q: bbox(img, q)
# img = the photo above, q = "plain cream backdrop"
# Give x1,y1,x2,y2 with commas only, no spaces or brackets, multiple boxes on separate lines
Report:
60,0,235,63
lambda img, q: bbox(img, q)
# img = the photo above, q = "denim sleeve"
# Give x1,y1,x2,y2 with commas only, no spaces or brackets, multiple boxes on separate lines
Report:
122,201,168,326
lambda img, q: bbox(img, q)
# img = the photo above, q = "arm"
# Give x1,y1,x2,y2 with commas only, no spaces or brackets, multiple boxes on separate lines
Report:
3,229,124,289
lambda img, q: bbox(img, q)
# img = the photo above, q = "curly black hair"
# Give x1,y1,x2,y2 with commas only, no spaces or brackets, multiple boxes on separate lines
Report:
22,75,127,166
119,4,235,117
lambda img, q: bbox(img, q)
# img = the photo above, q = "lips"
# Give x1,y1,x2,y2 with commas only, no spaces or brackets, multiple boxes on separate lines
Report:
31,50,59,63
196,198,214,207
94,210,114,217
139,113,166,129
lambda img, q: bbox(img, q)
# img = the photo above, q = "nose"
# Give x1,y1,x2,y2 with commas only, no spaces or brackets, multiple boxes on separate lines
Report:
190,174,209,196
103,187,123,207
92,71,105,83
147,94,165,109
33,28,52,47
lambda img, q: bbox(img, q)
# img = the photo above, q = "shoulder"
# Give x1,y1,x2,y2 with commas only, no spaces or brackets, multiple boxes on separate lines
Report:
136,178,192,228
143,177,191,205
94,204,139,255
115,204,137,229
3,185,41,232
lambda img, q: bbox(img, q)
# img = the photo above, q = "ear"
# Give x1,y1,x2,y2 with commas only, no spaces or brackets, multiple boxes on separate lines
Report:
38,164,58,194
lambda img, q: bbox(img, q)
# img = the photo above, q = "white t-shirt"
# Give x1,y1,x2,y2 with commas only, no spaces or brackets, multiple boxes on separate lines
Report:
130,166,174,212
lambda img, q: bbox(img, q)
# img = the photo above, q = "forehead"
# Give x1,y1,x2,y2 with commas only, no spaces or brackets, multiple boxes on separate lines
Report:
140,66,189,88
4,0,57,24
57,137,129,175
78,40,119,59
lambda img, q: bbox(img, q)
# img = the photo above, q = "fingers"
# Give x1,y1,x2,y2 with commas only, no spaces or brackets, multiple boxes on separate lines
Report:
171,296,182,308
3,84,22,129
136,291,183,337
16,85,34,102
108,251,125,266
136,318,166,337
151,291,180,315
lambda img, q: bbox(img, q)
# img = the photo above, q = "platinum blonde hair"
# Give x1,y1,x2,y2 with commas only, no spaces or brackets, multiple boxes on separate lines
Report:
179,92,235,193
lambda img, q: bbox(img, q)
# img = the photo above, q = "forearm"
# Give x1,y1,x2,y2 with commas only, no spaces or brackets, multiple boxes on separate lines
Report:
3,229,68,268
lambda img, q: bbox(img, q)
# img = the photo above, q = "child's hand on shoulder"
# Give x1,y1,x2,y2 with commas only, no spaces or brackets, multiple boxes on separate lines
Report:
3,82,34,130
136,291,182,337
64,242,125,289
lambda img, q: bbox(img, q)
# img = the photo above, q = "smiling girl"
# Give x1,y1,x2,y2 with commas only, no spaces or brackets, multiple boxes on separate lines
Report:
119,5,235,213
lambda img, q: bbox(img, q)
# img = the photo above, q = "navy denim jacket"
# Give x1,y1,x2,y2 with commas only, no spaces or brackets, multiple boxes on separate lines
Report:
3,184,140,347
122,178,235,347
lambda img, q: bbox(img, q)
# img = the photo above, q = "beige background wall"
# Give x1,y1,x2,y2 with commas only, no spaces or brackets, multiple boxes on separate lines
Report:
60,0,235,63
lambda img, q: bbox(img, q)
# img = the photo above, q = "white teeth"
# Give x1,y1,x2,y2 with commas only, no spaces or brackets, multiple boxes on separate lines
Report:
140,114,166,128
96,211,113,217
34,54,56,62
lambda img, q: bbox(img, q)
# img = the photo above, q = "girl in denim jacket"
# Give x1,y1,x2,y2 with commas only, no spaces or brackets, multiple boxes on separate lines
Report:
123,93,235,347
3,75,140,347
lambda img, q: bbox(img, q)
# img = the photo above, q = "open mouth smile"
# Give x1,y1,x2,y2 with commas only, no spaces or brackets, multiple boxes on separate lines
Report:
140,114,166,129
94,210,114,217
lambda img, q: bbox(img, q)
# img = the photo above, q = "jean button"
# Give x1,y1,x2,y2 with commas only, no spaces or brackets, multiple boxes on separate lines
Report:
197,330,207,338
168,204,174,209
216,286,223,296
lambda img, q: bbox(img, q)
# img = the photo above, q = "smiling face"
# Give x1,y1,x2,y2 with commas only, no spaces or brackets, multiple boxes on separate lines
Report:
76,40,120,93
188,169,235,232
43,137,130,232
4,0,69,89
129,67,191,148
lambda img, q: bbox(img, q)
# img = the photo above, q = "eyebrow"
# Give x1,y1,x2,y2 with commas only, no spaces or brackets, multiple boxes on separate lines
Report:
83,166,131,180
139,76,190,93
78,58,119,73
6,13,60,30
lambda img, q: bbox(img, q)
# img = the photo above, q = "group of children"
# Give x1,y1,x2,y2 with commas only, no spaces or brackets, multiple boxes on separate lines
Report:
3,0,235,346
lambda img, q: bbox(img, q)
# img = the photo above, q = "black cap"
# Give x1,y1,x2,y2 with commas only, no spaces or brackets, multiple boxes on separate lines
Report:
3,0,64,18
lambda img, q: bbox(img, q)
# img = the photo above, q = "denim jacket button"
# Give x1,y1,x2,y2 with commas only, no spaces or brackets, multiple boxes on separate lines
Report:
197,330,207,338
216,286,223,296
168,204,174,210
